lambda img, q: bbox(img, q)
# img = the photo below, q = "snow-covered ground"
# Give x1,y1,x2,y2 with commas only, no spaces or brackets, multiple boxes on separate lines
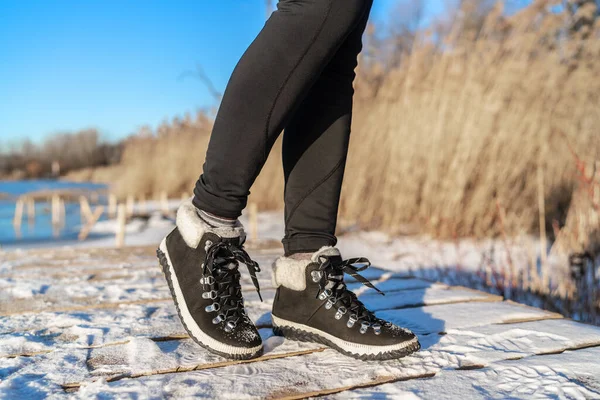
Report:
1,206,598,398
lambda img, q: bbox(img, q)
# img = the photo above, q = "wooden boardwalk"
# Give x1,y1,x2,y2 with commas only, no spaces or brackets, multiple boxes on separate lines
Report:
1,245,600,398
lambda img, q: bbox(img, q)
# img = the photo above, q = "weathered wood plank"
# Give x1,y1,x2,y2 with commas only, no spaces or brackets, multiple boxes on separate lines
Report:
333,346,600,399
61,322,600,398
377,301,563,335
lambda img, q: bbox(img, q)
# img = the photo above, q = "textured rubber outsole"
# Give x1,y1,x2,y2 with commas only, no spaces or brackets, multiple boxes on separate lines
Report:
272,322,420,361
156,247,263,360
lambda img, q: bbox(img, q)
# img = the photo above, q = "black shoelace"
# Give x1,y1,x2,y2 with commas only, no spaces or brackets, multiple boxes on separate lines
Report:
315,256,384,329
201,241,262,329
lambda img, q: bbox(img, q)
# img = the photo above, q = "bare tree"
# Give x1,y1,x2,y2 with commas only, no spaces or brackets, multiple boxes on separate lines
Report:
178,64,223,103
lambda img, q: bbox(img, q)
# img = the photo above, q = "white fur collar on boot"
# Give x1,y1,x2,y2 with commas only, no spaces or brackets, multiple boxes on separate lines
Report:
272,246,340,291
176,199,245,248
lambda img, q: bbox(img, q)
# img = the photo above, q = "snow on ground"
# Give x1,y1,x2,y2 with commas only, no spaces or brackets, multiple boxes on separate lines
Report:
334,346,600,399
1,209,598,399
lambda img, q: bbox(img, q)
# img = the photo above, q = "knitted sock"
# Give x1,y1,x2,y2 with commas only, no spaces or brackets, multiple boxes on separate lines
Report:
196,208,237,228
289,252,312,261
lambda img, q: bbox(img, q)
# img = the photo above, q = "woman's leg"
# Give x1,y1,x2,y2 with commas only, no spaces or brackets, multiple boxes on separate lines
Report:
193,0,373,219
281,2,372,255
268,8,421,360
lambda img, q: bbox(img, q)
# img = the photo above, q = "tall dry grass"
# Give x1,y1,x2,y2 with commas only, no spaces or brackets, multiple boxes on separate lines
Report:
98,1,599,242
338,1,600,238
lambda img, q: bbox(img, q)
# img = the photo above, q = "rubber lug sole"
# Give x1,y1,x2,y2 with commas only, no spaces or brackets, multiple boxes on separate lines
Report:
272,322,420,361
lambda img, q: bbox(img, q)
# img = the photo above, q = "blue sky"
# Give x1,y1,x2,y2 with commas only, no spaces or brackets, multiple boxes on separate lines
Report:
0,0,447,145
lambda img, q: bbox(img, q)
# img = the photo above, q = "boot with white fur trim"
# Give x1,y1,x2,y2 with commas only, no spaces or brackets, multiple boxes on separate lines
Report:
156,199,263,359
271,247,420,361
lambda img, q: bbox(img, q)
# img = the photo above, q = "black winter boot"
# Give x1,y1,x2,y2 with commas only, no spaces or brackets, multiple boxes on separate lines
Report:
156,199,263,359
271,247,420,361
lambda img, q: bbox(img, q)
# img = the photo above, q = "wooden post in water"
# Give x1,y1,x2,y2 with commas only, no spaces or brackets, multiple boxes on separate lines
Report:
26,197,35,226
59,198,66,228
79,196,93,224
78,206,104,241
51,194,60,227
108,194,117,219
116,204,126,248
13,198,24,232
248,202,258,243
51,194,61,238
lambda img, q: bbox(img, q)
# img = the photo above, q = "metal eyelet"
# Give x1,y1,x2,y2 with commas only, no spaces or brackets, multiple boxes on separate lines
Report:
347,314,358,328
202,290,217,300
200,276,215,285
318,289,332,301
311,270,322,283
212,314,225,324
334,306,347,320
204,240,213,251
224,320,236,333
205,303,220,313
325,299,335,310
372,323,382,335
360,321,370,334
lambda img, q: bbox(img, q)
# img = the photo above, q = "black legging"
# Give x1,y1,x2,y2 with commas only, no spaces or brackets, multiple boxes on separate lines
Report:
193,0,373,255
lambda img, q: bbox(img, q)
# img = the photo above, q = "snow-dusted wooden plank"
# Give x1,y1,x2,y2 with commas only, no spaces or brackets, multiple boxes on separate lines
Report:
378,301,563,335
85,329,324,378
1,246,272,282
3,310,594,397
421,318,600,370
62,346,442,398
0,305,193,354
334,347,600,399
73,320,600,398
0,296,171,317
0,301,271,352
361,286,501,311
77,288,498,378
1,246,155,269
0,264,162,281
65,334,597,399
77,309,584,385
0,347,90,398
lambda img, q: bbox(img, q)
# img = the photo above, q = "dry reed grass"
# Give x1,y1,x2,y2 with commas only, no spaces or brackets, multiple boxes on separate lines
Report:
339,1,600,239
88,1,600,244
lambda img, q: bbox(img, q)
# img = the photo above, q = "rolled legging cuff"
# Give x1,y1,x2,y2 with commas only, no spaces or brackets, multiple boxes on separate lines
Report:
192,188,243,220
282,235,337,257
